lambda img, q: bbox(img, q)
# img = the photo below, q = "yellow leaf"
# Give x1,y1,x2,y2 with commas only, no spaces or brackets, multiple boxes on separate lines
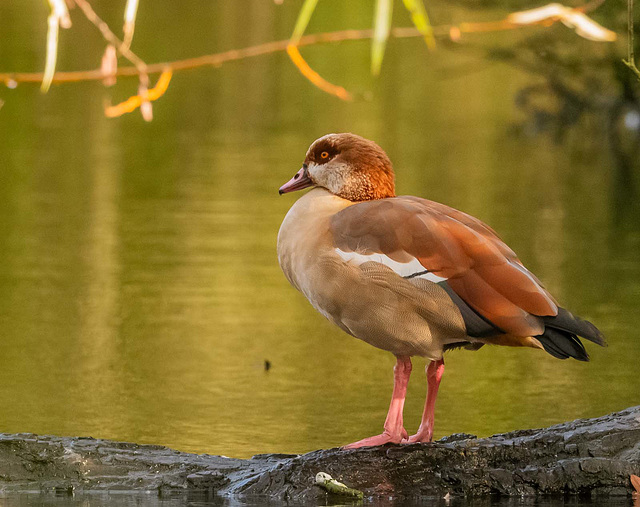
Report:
286,45,352,101
41,14,59,93
508,3,566,25
123,0,139,49
402,0,436,50
507,3,616,42
49,0,71,29
101,45,118,87
41,0,72,93
560,10,617,42
105,69,172,118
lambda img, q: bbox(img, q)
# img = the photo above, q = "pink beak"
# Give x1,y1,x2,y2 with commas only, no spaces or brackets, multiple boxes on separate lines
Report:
279,167,314,195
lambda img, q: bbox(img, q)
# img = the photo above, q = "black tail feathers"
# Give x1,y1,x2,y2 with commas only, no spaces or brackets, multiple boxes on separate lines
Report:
536,308,606,361
536,328,589,361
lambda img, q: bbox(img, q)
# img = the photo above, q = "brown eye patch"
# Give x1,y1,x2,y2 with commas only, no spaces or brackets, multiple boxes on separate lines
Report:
312,142,338,164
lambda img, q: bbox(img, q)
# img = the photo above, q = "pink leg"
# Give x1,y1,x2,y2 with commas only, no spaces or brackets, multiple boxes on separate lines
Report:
343,356,412,449
407,358,444,443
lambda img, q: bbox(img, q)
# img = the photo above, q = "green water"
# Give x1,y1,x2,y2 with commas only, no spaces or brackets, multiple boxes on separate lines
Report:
0,0,638,477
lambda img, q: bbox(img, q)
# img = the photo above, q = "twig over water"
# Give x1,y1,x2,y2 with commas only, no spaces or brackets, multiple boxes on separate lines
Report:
0,3,613,86
623,0,640,80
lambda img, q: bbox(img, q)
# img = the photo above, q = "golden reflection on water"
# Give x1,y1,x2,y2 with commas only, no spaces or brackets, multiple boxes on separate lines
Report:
0,1,638,460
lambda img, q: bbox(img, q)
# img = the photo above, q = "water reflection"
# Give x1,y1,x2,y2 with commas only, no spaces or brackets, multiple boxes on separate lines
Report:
0,492,637,507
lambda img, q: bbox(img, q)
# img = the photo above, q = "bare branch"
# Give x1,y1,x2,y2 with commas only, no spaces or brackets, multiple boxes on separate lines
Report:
623,0,640,80
73,0,147,74
1,3,615,87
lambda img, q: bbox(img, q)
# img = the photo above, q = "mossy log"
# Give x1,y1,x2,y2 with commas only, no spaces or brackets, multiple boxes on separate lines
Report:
1,406,639,502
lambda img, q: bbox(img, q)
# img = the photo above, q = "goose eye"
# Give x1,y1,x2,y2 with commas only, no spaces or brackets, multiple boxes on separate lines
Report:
320,151,329,159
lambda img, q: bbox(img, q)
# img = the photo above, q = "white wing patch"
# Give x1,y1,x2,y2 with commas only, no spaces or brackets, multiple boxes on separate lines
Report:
335,249,447,283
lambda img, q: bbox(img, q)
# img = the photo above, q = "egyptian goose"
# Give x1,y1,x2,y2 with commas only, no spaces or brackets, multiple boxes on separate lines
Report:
277,133,605,449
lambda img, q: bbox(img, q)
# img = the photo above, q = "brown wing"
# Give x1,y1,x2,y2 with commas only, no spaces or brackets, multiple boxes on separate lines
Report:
330,196,558,337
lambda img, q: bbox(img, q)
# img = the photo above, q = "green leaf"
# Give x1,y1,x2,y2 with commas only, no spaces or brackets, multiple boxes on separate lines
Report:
371,0,393,76
402,0,436,50
289,0,319,45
